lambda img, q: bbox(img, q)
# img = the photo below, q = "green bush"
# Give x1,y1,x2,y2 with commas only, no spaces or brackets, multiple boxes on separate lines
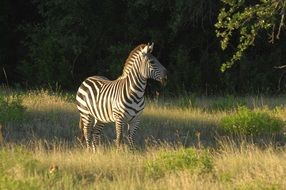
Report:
220,107,284,136
0,95,26,124
145,148,213,178
210,95,246,111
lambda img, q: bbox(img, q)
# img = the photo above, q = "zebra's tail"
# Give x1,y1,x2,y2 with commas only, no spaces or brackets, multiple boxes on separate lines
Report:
79,116,85,144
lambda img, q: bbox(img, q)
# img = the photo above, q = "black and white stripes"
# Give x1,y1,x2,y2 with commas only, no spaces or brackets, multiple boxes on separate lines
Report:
76,43,167,150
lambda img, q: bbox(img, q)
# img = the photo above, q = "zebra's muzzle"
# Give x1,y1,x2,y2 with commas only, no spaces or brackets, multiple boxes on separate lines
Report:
160,76,167,86
159,69,167,86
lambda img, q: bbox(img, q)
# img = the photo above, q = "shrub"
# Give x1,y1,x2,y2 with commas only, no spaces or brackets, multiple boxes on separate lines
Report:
220,106,284,136
145,148,213,178
0,95,26,124
210,95,246,111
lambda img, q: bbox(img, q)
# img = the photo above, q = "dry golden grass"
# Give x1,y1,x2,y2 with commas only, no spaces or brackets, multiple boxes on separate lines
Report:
1,90,286,189
0,124,3,145
6,142,282,190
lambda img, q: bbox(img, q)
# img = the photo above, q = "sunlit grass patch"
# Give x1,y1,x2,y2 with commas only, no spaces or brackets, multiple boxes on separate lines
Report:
214,141,286,189
220,106,284,136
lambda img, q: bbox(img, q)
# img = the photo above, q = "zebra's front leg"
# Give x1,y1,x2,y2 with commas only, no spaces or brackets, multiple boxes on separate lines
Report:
82,120,93,150
79,114,94,150
127,119,140,150
92,122,104,151
115,121,124,148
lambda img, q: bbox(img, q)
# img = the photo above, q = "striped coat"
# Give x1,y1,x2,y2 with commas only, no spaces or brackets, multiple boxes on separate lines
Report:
76,43,167,150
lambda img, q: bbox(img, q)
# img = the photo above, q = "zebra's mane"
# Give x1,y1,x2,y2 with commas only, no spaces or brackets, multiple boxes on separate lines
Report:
118,44,147,79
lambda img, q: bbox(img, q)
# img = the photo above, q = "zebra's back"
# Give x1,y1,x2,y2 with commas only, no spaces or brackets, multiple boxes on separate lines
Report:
76,75,116,123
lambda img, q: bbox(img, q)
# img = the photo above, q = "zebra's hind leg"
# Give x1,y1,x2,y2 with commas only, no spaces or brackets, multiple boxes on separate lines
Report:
79,116,85,145
80,114,93,150
127,119,140,150
92,121,104,151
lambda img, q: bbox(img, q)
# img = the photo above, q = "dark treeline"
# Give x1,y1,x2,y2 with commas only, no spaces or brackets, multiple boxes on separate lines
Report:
1,0,286,95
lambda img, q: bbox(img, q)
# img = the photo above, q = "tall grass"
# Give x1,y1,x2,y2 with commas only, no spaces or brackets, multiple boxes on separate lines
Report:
1,142,286,190
0,89,286,189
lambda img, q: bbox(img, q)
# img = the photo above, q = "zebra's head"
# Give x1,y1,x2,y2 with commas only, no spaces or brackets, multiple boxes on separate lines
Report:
140,43,167,85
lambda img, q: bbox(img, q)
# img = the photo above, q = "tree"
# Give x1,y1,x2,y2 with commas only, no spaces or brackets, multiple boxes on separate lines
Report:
215,0,286,72
20,0,88,88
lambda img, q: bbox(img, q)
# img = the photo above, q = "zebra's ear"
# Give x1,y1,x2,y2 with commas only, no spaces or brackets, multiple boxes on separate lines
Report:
148,42,154,53
142,43,154,54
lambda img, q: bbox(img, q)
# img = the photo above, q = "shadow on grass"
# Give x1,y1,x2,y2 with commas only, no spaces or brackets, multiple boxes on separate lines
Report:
2,108,285,149
3,109,79,144
138,114,221,148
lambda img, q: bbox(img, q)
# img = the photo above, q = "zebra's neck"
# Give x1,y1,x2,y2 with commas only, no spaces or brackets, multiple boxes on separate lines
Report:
124,60,147,101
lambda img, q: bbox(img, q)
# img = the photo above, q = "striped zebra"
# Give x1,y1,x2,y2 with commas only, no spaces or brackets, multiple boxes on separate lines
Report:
76,43,167,150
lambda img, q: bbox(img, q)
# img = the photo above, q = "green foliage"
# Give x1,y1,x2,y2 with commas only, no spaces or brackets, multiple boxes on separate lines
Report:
176,94,197,108
0,94,26,124
216,0,285,71
210,95,246,110
106,44,133,78
168,48,203,94
20,0,88,88
16,0,225,94
145,148,213,178
2,0,286,94
220,106,284,135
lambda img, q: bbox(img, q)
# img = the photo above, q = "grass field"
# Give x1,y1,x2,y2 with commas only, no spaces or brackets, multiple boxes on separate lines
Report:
1,90,286,189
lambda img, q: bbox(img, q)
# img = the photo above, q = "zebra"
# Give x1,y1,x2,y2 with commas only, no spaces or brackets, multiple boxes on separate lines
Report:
76,43,167,150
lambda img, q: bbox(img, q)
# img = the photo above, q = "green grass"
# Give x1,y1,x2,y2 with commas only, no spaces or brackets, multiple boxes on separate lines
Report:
220,106,284,135
0,94,26,124
145,148,213,178
0,89,286,189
